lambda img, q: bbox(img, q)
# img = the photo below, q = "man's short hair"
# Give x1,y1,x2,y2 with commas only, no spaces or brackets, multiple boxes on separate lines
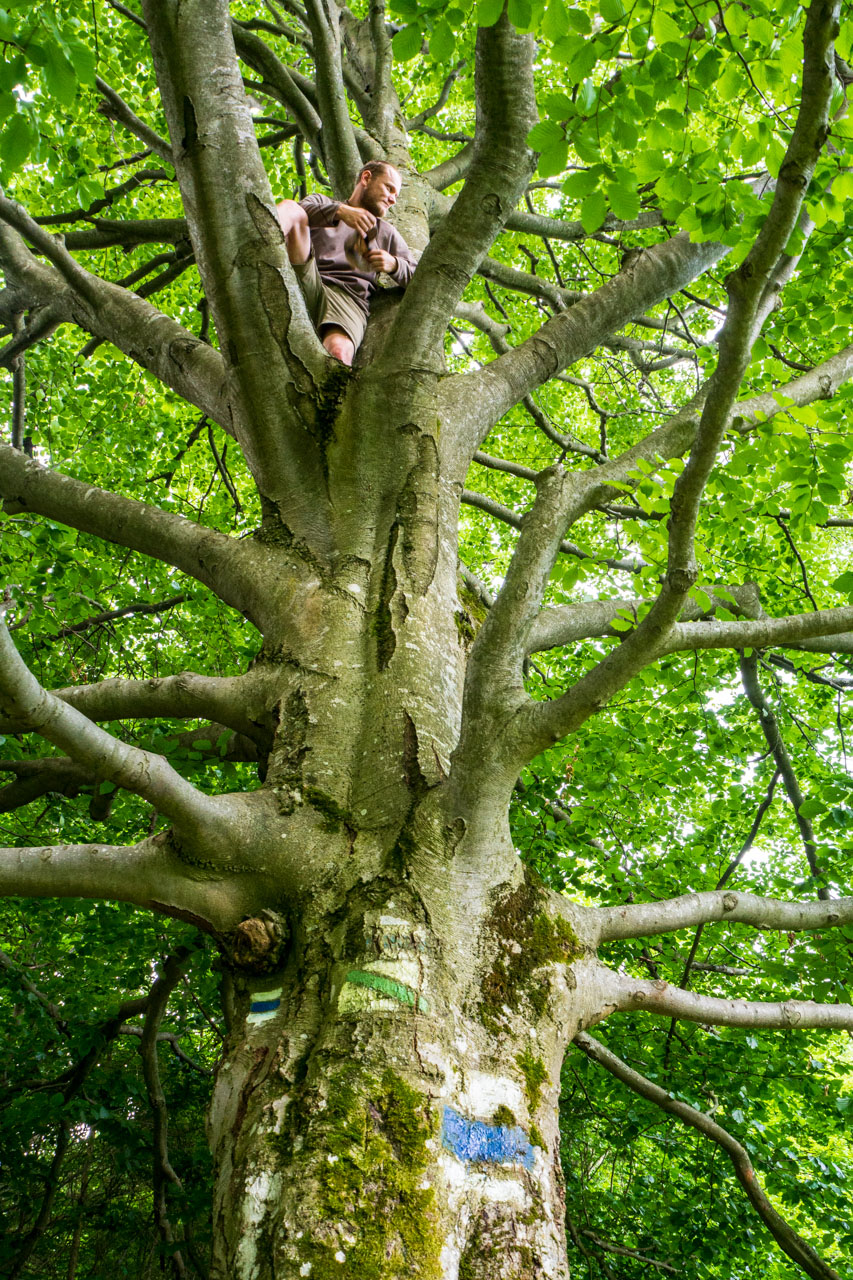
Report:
359,160,399,182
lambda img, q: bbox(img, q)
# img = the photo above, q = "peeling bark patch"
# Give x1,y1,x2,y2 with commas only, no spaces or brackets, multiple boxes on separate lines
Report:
397,435,439,597
373,521,399,670
402,710,428,796
343,968,429,1012
181,95,199,155
441,1107,535,1170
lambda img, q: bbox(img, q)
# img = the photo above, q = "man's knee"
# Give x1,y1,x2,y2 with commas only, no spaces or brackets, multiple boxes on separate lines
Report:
276,200,310,263
322,329,355,366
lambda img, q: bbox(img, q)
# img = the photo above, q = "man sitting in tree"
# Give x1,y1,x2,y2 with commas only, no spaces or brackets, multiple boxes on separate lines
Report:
276,161,417,366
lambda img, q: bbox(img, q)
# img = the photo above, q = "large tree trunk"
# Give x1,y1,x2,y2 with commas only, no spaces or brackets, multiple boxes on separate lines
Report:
207,844,589,1280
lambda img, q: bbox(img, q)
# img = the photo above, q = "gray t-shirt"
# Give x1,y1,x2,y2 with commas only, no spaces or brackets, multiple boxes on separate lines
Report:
300,193,417,316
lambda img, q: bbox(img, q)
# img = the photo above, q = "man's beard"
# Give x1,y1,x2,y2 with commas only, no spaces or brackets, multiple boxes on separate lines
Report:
360,186,386,217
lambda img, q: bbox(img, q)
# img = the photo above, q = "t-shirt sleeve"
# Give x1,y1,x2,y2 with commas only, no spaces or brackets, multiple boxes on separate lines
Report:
300,193,342,227
386,228,418,287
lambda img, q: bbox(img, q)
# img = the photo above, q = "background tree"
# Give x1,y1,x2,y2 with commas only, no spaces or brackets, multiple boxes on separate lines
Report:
1,0,853,1277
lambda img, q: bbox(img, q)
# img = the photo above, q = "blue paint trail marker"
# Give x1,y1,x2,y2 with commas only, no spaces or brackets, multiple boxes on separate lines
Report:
441,1106,535,1171
247,988,282,1025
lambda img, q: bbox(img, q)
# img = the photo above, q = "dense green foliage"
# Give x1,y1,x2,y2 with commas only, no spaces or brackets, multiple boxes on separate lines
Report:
1,0,853,1276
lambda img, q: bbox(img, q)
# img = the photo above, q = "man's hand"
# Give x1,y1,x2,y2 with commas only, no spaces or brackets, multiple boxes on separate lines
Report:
366,248,398,274
337,203,377,236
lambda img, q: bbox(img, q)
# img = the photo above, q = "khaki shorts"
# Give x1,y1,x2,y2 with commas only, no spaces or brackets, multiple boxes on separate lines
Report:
293,256,367,350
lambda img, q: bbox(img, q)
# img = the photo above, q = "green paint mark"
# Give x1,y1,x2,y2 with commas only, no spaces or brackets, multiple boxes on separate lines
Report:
345,969,429,1013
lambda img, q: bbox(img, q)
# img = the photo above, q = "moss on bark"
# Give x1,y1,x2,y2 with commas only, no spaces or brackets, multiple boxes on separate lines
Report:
294,1067,442,1280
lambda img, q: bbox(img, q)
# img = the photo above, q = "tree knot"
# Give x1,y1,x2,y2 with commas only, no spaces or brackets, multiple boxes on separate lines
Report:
226,910,290,973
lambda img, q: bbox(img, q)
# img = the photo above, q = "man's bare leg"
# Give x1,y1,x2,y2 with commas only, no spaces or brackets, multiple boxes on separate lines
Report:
275,199,311,264
320,327,355,366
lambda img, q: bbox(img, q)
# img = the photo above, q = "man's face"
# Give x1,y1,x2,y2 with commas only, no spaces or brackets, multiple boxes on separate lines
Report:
360,168,402,218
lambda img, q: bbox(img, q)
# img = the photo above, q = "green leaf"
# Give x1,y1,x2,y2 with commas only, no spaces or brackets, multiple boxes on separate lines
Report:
747,15,774,47
651,9,682,46
0,110,33,170
562,167,599,198
527,119,564,151
831,570,853,596
581,189,607,232
64,36,96,85
544,91,575,119
391,23,421,59
507,0,532,28
542,0,568,41
429,18,455,62
599,0,626,22
576,78,596,114
43,41,77,108
476,0,504,26
655,169,693,205
608,180,640,221
566,6,592,32
537,140,568,178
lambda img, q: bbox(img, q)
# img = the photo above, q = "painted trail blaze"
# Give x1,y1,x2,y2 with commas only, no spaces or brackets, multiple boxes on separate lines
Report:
441,1106,536,1170
344,967,430,1012
247,989,282,1024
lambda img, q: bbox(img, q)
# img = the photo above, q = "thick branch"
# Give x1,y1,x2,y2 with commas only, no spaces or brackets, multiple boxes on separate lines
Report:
231,22,323,148
383,14,537,369
527,584,763,654
0,445,287,637
301,0,361,190
575,1033,841,1280
0,202,230,427
0,621,219,832
0,758,93,812
0,668,277,746
596,889,853,943
140,0,334,550
445,232,727,456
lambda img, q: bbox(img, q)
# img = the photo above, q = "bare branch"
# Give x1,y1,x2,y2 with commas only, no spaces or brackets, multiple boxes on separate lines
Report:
606,969,853,1031
140,948,195,1278
61,217,190,251
527,584,763,654
662,606,853,657
575,1033,842,1280
0,203,230,427
96,75,173,160
461,488,643,574
406,59,466,130
596,889,853,944
0,758,94,813
740,653,829,897
0,838,207,924
231,22,323,148
445,232,728,455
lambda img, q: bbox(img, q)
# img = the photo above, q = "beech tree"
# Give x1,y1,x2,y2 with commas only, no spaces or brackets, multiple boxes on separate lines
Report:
2,0,853,1276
